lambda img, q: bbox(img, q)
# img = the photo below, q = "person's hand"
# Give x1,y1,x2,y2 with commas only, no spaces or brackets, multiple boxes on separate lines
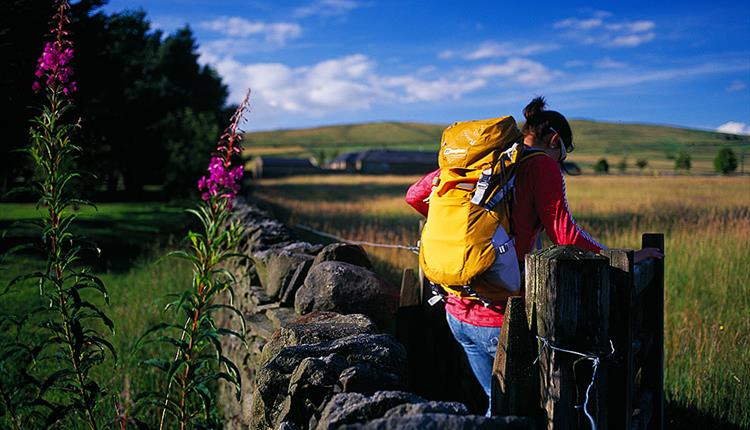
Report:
634,247,664,264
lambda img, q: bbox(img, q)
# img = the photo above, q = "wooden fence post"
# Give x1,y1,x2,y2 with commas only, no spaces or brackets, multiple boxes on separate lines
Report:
399,268,421,307
491,296,538,417
640,233,664,430
526,246,611,430
602,249,635,430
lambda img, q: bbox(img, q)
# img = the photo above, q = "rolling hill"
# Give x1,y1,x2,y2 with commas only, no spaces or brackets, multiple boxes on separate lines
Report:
243,120,749,174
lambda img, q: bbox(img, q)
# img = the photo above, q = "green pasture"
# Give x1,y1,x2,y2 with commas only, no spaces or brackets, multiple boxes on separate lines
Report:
0,202,195,428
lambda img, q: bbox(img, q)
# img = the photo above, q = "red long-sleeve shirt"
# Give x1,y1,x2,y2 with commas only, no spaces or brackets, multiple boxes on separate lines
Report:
406,152,605,327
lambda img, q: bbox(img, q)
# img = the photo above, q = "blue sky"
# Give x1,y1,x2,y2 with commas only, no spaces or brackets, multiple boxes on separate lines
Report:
101,0,750,133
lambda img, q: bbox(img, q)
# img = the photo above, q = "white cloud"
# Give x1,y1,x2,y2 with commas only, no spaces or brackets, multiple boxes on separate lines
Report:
554,13,656,48
198,17,302,45
564,60,586,68
473,58,555,85
717,122,750,135
208,54,384,114
553,62,750,93
727,80,747,92
200,52,557,119
293,0,363,18
609,32,655,47
554,18,603,30
595,57,627,69
440,41,559,61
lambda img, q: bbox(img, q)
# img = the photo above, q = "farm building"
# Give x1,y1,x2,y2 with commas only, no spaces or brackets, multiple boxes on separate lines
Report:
250,156,320,178
326,152,360,172
327,150,438,174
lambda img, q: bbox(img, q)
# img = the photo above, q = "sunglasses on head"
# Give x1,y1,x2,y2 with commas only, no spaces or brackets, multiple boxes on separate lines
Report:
548,126,574,153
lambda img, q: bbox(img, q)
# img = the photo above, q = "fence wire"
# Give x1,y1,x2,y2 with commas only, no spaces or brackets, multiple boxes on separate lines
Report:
295,223,420,254
534,336,616,430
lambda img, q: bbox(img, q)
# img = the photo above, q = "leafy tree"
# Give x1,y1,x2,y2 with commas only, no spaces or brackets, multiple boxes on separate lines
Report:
617,157,627,173
1,1,228,197
593,158,609,174
675,151,691,171
0,0,105,194
714,148,738,174
636,159,648,172
159,108,220,197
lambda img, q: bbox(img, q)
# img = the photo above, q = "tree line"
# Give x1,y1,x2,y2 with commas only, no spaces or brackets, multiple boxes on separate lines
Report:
1,0,230,199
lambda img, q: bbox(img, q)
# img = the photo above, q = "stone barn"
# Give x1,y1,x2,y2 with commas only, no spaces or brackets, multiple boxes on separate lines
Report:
251,156,320,178
328,150,437,174
326,152,359,172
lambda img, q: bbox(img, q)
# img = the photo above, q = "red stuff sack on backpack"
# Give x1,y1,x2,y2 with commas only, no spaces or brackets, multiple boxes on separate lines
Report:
405,168,440,217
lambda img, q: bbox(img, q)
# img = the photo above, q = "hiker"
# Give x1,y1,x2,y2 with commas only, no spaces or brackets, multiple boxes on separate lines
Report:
407,96,663,415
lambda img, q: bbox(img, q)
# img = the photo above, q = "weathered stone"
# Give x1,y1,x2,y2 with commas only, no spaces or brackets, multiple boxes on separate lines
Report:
280,259,313,307
277,421,301,430
338,414,534,430
312,243,373,269
337,363,403,395
315,391,424,430
249,284,275,307
247,218,295,252
382,401,469,417
261,312,377,364
276,354,349,427
266,307,299,330
250,334,407,430
247,312,276,341
253,245,316,301
295,262,399,328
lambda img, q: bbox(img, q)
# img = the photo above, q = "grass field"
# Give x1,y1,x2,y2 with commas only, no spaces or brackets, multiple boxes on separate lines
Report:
243,120,750,175
0,203,196,428
253,173,750,429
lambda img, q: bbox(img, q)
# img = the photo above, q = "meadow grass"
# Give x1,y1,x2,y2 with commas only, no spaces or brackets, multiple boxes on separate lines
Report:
254,173,750,428
0,202,195,428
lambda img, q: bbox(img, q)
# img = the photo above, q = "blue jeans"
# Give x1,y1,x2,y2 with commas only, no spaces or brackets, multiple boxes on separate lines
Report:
446,312,501,416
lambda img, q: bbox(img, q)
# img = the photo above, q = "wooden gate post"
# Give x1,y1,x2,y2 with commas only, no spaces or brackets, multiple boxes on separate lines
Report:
525,246,611,430
602,249,635,430
640,233,664,430
491,296,538,417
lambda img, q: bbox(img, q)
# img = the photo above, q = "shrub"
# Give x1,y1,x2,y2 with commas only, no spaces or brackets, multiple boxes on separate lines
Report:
636,159,648,172
594,158,610,174
675,151,692,171
617,158,627,173
714,148,738,174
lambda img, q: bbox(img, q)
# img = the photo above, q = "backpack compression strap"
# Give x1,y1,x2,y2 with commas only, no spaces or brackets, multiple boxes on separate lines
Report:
482,150,545,211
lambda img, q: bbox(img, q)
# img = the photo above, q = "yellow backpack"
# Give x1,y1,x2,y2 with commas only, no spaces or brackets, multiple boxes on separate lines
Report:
418,116,542,302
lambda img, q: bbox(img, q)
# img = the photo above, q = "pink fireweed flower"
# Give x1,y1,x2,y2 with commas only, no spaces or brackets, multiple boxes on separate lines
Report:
197,157,244,202
197,89,251,206
32,1,76,94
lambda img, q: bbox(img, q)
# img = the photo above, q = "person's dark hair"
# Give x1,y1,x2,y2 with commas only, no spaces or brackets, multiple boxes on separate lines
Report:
522,96,573,151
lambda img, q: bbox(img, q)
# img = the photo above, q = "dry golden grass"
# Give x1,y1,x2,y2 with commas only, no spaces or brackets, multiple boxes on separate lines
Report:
255,173,750,427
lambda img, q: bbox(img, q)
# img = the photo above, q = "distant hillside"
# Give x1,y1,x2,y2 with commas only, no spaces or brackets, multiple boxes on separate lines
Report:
243,120,749,174
244,121,443,148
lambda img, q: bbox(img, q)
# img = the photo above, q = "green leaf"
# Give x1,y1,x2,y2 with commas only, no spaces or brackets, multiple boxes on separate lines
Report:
136,322,189,349
142,358,171,373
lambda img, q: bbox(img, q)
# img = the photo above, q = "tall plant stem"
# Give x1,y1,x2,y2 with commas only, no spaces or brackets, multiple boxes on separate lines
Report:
44,90,99,430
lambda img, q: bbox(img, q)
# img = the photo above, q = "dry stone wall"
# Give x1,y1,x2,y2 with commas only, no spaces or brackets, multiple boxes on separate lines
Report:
218,199,532,430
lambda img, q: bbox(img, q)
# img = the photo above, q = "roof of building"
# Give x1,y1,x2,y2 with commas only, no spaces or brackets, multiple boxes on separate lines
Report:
255,156,316,167
330,149,437,165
